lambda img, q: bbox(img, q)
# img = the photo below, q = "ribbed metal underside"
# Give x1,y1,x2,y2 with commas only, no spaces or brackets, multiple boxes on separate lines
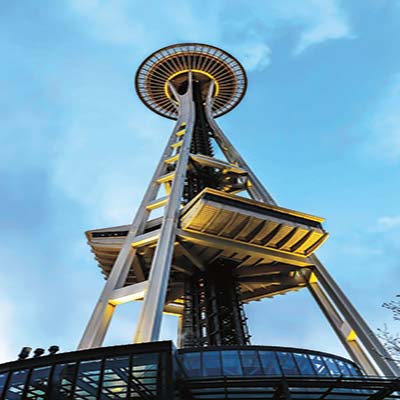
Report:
86,189,327,308
135,43,247,119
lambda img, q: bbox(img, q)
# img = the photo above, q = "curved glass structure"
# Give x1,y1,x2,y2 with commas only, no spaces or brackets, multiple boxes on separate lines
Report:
178,345,363,378
0,342,399,399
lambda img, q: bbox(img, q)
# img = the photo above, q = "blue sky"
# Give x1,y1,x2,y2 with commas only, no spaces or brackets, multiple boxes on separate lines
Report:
1,0,400,362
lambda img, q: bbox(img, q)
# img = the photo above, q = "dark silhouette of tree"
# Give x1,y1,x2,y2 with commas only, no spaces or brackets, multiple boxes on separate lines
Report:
378,295,400,365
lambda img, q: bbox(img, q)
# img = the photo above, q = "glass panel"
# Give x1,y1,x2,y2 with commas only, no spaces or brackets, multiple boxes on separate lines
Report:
50,363,77,398
101,356,129,399
26,366,51,398
0,372,8,398
221,351,242,376
182,352,201,377
132,352,159,396
277,352,299,375
335,359,351,376
259,351,281,375
203,351,222,376
293,353,315,375
5,369,28,399
346,362,361,377
74,359,102,399
240,351,262,376
323,357,341,376
309,354,329,376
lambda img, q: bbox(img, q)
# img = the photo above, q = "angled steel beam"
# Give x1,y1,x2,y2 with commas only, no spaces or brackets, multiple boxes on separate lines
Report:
78,84,188,350
367,378,399,399
109,281,148,305
133,75,196,343
306,272,379,375
176,237,206,271
309,259,400,376
205,81,276,204
176,229,313,267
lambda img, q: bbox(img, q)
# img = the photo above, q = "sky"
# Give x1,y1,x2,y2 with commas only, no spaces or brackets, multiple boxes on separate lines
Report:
1,0,400,363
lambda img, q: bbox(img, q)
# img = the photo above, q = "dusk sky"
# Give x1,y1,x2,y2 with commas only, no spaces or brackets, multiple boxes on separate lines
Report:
1,0,400,363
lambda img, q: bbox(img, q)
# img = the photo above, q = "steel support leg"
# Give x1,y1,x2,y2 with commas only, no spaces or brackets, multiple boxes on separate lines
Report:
78,87,187,350
310,257,400,376
307,272,379,375
204,82,275,204
134,75,196,343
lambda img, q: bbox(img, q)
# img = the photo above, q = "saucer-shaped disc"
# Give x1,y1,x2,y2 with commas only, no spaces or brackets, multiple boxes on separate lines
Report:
135,43,247,120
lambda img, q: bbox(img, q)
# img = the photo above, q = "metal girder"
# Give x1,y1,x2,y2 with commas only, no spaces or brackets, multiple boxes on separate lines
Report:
176,237,206,271
273,380,291,400
241,279,303,302
309,260,400,376
133,76,196,343
368,378,399,399
235,262,302,277
205,81,276,204
78,78,192,350
176,228,313,267
306,272,379,375
109,281,148,305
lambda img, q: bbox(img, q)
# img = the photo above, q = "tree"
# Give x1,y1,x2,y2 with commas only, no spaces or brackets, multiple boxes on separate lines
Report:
378,295,400,365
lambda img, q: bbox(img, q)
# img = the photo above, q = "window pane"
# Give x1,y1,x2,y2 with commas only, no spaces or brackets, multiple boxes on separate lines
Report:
259,351,281,375
203,352,221,376
346,362,361,376
26,366,51,398
240,351,262,376
335,360,351,376
277,352,299,375
221,351,242,376
5,369,28,399
323,357,340,376
50,363,77,398
74,359,102,399
132,353,159,396
309,355,329,376
101,356,129,399
0,372,8,398
293,353,315,375
182,353,201,377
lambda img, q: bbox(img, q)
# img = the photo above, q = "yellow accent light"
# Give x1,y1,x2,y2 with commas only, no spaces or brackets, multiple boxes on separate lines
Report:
146,196,169,211
110,290,146,305
176,129,186,137
171,140,183,149
347,329,357,342
156,171,175,184
165,154,179,164
164,69,220,100
309,272,318,284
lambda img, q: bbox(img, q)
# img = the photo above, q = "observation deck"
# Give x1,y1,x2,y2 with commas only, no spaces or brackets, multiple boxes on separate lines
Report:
135,43,247,119
86,188,328,308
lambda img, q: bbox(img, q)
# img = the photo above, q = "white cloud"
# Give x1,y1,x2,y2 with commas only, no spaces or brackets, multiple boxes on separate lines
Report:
377,215,400,231
364,75,400,163
231,42,271,71
283,0,354,55
67,0,353,70
50,109,169,227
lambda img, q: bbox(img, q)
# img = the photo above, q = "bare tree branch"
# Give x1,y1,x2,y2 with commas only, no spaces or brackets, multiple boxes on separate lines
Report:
378,295,400,366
